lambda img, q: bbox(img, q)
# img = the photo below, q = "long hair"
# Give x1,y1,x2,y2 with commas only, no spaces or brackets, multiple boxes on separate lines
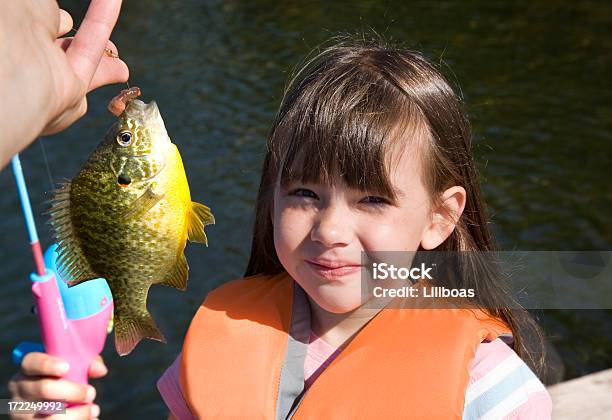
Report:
244,35,546,377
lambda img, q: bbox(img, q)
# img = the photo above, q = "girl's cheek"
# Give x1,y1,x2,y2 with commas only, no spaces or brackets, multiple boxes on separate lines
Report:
275,206,314,242
356,211,423,252
359,224,395,249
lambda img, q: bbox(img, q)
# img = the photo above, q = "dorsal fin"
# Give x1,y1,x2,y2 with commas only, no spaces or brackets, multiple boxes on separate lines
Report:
46,182,97,286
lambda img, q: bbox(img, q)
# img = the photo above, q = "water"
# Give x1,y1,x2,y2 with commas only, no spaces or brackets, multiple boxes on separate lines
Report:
1,1,610,417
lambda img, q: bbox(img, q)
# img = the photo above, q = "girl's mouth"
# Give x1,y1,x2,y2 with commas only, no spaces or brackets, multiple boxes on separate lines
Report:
305,259,363,280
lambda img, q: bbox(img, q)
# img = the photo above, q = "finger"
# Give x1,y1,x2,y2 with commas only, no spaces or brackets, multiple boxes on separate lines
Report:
88,40,129,90
88,356,108,379
66,0,123,86
58,9,74,38
14,377,96,403
41,403,100,420
38,0,62,35
56,38,120,57
88,56,130,92
55,38,128,91
21,353,70,377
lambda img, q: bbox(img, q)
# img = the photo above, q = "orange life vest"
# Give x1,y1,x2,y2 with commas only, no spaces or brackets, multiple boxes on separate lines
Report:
180,272,510,419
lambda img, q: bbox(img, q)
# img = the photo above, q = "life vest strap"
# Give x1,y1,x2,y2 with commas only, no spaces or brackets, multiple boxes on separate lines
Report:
276,282,310,420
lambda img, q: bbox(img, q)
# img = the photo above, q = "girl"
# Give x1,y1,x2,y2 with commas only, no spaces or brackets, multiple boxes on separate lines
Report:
9,37,552,419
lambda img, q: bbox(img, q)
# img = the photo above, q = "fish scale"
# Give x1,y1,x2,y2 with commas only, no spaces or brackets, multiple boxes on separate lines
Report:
49,94,214,356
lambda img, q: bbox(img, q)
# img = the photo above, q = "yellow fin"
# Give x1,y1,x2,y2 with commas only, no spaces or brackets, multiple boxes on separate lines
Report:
121,186,164,220
158,253,189,290
46,182,97,286
187,201,214,245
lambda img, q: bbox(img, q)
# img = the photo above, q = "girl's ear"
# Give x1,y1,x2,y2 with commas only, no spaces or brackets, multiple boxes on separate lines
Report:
420,186,466,250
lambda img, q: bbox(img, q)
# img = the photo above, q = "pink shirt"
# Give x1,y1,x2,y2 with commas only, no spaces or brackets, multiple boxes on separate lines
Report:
158,332,551,419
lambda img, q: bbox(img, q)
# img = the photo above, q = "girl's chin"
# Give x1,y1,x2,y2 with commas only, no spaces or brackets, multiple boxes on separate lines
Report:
291,266,364,313
308,289,363,314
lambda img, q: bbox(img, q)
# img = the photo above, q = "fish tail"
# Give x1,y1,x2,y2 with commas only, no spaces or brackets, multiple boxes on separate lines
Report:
114,311,166,356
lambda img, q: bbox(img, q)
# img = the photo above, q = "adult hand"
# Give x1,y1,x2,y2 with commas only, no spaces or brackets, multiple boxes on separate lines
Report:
7,352,108,419
0,0,129,168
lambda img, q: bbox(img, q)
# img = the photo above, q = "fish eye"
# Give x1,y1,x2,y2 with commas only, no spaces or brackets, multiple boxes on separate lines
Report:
116,130,133,147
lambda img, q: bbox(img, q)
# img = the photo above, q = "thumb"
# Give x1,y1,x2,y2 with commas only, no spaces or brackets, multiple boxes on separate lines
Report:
88,355,108,378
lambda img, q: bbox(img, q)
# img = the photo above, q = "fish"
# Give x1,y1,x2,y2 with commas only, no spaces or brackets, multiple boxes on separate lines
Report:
48,88,214,356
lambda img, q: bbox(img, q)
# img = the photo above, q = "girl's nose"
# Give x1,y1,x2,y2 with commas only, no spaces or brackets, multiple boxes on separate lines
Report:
310,205,351,247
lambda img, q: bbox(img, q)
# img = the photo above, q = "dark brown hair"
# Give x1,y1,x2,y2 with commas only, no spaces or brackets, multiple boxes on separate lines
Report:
244,35,546,376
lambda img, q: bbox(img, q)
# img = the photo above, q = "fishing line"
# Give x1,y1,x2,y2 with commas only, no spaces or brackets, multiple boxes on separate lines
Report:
39,27,125,192
38,138,55,190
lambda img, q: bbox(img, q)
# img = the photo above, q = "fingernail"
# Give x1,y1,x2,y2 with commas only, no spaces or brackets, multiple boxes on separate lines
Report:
56,361,70,373
86,386,96,403
90,404,100,418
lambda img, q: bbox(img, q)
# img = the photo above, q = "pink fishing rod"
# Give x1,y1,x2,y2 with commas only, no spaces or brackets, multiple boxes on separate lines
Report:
11,154,113,387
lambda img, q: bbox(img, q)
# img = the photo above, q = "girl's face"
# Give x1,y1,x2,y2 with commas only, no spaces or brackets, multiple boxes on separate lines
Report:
273,145,441,313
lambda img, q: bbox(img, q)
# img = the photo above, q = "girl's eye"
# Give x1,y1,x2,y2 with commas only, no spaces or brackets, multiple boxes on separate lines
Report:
116,130,133,147
361,196,389,205
289,188,318,199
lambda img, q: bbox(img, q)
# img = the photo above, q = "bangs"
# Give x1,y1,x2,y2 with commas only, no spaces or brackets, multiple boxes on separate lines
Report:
270,50,429,202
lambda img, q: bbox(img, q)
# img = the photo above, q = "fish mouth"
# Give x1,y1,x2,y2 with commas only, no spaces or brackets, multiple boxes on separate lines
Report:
126,99,151,111
125,99,162,121
122,99,171,147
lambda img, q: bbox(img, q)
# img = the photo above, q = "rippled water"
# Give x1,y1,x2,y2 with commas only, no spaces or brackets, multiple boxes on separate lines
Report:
1,1,610,417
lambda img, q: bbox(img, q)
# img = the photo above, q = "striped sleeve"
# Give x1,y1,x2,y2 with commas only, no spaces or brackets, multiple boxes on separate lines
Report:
156,354,196,420
463,338,552,419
